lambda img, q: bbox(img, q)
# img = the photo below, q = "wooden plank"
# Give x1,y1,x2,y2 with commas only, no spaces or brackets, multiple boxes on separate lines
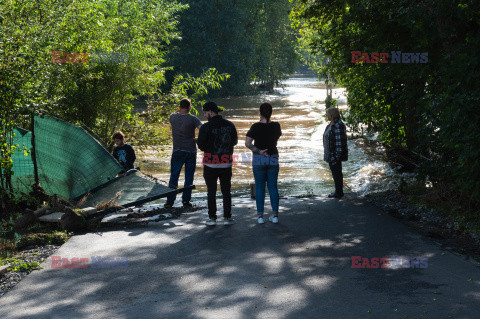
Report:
38,212,64,223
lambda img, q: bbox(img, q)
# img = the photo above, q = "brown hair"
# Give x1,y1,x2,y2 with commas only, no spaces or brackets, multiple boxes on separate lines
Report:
179,98,191,109
260,103,273,123
327,107,340,121
112,131,125,140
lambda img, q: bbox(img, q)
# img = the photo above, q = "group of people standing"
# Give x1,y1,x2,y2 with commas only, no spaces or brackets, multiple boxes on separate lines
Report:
112,98,348,226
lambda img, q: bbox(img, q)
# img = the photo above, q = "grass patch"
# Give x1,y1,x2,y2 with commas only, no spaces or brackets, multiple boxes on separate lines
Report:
15,232,70,250
1,222,71,259
402,181,480,236
0,257,42,272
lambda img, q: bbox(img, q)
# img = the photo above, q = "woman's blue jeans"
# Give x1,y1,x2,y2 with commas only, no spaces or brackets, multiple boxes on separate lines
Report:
252,154,279,215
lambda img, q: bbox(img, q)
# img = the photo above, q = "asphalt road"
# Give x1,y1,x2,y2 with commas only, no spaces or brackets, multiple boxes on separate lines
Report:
0,195,479,319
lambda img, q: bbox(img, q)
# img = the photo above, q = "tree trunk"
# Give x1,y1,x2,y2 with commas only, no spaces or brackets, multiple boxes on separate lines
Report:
404,83,424,150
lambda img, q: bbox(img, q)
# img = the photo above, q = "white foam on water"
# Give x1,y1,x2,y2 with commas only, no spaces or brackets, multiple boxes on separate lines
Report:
137,75,417,198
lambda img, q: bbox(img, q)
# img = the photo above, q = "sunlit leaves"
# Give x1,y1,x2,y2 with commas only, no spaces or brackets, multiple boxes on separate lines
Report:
290,0,480,202
170,0,298,95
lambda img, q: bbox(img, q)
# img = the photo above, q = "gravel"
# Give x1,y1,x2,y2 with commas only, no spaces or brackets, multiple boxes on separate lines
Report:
0,244,61,297
359,190,480,259
0,204,205,298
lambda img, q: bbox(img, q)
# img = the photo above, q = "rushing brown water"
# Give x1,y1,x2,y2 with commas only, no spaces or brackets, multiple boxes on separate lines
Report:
137,75,415,201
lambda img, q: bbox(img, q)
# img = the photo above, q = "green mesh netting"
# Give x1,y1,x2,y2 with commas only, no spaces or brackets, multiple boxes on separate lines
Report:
79,171,186,209
11,128,35,194
10,115,190,207
33,115,122,199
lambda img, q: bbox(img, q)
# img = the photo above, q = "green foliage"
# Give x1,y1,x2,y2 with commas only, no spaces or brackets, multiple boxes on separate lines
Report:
0,237,16,259
0,216,16,239
291,0,480,203
247,0,300,91
168,0,250,95
0,0,228,211
40,0,189,142
294,25,326,76
170,0,299,95
15,231,70,250
325,96,338,109
0,257,42,272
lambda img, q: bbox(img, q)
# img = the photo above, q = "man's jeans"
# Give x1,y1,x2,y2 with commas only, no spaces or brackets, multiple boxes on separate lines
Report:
166,150,196,205
203,165,232,219
252,154,280,215
329,161,344,196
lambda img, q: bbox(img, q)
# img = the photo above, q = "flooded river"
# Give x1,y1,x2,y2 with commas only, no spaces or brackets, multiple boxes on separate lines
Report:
138,75,414,200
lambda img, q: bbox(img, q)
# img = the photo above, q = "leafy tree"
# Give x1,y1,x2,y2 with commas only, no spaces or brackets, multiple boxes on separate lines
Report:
0,0,227,213
246,0,299,91
170,0,299,95
168,0,251,95
290,0,480,202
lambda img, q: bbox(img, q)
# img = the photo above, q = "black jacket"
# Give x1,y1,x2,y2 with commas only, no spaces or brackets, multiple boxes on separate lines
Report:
197,115,238,165
113,143,136,171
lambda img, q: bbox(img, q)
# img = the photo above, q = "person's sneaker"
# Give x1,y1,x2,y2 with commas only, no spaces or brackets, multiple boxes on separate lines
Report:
164,203,173,208
182,201,193,208
206,219,216,226
257,217,265,224
224,218,235,225
269,215,279,224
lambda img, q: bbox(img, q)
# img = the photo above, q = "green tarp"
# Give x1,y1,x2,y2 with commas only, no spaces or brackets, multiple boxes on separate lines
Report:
33,115,122,199
11,128,35,195
11,115,193,208
11,115,121,199
78,171,194,209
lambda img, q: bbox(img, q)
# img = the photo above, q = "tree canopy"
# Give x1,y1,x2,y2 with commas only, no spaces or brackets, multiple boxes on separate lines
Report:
1,0,300,212
0,0,227,205
169,0,299,95
291,0,480,202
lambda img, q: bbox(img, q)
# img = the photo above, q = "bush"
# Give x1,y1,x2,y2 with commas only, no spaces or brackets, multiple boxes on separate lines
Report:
325,95,338,109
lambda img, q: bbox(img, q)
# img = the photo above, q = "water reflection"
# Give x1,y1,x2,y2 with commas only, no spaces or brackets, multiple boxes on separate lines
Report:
137,75,414,200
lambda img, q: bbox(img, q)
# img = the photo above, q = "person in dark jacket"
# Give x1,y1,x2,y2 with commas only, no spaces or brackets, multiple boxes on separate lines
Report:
197,101,238,226
112,131,136,173
323,107,348,198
